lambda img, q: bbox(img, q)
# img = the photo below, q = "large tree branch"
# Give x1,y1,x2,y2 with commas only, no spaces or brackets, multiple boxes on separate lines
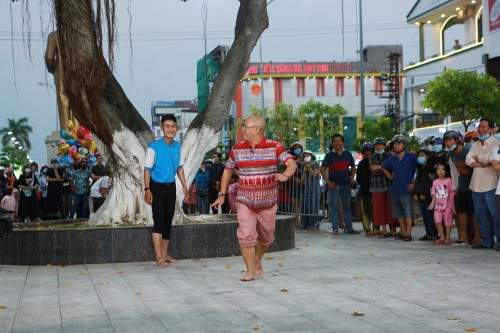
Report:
189,0,269,131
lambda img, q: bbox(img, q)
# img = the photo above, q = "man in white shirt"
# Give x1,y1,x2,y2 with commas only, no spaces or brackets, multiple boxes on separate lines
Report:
465,117,500,249
490,128,500,251
90,167,111,212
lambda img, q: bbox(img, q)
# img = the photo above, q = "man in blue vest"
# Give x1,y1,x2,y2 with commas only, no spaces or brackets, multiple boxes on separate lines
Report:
144,114,189,267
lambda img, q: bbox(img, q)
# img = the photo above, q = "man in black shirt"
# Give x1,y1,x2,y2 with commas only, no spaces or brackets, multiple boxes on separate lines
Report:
45,158,64,217
91,154,106,182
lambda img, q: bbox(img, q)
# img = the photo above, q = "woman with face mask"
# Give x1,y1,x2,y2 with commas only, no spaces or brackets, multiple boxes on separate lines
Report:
425,137,448,181
289,142,304,227
413,150,438,240
369,138,398,237
300,150,320,231
16,164,41,222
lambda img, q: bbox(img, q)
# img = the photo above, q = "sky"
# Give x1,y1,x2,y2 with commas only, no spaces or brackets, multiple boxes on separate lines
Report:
1,0,418,164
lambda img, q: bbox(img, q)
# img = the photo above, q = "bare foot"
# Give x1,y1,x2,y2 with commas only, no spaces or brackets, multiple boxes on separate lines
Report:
240,273,255,281
156,259,169,267
255,262,264,276
164,255,177,263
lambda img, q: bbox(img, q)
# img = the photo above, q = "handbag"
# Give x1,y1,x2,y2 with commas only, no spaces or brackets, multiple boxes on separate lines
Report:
35,190,42,201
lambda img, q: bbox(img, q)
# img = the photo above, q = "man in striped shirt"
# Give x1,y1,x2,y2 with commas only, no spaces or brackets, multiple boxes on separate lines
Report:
212,116,296,281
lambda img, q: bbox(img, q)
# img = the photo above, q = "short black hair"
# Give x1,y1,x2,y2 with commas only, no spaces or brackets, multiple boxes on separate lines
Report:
332,133,344,142
479,117,495,129
6,187,13,196
161,114,177,125
213,152,222,159
30,162,38,168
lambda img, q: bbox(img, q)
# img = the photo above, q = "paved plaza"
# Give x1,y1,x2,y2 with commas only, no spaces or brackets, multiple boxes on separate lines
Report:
1,222,499,333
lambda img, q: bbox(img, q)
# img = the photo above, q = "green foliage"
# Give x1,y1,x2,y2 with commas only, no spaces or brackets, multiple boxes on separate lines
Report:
297,99,347,152
421,69,500,131
250,103,298,147
0,146,29,170
354,117,395,151
0,117,33,152
354,117,420,152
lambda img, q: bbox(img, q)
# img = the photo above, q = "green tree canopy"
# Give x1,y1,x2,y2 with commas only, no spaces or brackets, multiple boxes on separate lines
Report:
297,99,347,152
355,117,420,152
0,117,33,152
421,69,500,131
0,146,29,170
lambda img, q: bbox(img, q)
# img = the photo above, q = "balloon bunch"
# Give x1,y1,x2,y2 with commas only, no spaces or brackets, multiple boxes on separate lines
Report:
52,121,99,166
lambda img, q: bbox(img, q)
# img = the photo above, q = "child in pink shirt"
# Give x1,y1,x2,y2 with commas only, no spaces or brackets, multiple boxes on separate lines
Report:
1,188,17,220
429,162,455,245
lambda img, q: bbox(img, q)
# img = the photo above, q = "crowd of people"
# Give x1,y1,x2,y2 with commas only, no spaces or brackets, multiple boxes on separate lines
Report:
0,154,112,223
284,117,500,251
183,116,500,252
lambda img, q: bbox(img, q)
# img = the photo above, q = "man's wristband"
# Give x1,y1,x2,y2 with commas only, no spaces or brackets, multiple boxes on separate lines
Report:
282,172,290,179
144,187,150,191
218,192,226,197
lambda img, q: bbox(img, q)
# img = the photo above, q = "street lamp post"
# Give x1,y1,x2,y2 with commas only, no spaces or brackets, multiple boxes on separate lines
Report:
37,82,59,131
359,0,365,123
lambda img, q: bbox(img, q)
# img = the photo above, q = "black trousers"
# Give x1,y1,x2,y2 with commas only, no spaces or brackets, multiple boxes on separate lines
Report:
150,180,176,240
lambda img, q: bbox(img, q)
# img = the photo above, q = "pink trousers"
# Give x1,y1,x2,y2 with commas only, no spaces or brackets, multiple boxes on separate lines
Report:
236,203,277,248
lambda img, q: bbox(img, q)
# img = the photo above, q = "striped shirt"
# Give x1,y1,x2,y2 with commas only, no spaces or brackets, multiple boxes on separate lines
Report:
225,137,293,211
369,152,391,192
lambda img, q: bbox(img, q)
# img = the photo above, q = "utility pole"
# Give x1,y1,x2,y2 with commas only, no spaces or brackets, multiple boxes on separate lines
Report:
359,0,365,122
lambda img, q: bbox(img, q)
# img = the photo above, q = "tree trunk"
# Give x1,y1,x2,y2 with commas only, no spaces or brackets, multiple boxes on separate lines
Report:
175,0,269,212
54,0,268,225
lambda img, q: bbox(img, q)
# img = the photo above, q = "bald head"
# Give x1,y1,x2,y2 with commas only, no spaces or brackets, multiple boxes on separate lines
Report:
246,116,266,131
243,116,266,145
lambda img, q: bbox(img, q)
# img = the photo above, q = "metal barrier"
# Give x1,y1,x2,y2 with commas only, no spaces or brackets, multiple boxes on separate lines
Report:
278,160,330,229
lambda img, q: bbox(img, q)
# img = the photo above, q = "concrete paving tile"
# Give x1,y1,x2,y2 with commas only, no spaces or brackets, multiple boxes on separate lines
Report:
61,315,114,333
3,226,500,332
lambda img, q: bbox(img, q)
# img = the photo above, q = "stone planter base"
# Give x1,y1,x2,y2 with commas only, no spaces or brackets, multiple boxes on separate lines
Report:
0,215,295,265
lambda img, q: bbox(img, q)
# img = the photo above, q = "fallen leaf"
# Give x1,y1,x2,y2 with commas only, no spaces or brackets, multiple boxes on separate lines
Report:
97,282,105,285
352,312,364,316
332,244,338,247
278,257,285,261
464,328,477,332
304,244,309,247
368,251,375,256
225,265,232,269
62,283,71,287
0,304,6,309
422,262,430,265
46,264,52,268
412,271,420,275
36,226,44,230
354,276,364,280
280,288,289,292
136,291,141,295
265,256,274,260
447,316,458,320
60,264,66,268
278,263,284,267
202,264,207,268
322,233,329,237
79,271,90,275
117,270,124,274
443,297,449,301
254,324,261,330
